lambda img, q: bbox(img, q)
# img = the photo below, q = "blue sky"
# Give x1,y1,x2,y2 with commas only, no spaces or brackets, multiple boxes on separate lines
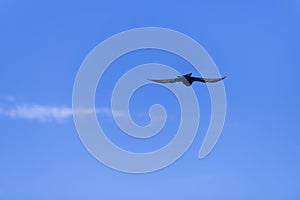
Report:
1,0,300,199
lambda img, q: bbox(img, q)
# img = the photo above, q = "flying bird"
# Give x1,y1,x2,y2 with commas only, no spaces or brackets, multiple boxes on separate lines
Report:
148,73,226,87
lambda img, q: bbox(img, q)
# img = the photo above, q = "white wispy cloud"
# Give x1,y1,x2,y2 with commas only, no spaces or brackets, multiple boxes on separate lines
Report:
98,107,126,117
0,96,169,124
0,104,74,122
0,103,125,123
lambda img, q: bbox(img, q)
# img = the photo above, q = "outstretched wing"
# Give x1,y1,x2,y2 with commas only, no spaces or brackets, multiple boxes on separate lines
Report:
194,76,227,83
147,77,182,84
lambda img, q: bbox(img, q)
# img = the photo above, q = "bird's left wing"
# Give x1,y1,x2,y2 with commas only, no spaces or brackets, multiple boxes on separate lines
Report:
147,77,182,84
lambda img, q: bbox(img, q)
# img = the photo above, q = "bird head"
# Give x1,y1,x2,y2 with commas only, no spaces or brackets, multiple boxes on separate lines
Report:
184,73,192,77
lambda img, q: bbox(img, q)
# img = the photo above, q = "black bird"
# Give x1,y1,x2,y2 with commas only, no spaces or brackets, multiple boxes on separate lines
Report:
148,73,226,87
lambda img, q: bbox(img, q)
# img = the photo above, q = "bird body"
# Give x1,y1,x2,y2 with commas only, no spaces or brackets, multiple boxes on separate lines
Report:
148,73,226,87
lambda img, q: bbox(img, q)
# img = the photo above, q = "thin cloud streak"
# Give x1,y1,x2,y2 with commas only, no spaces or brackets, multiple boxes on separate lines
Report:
0,104,125,123
0,104,74,122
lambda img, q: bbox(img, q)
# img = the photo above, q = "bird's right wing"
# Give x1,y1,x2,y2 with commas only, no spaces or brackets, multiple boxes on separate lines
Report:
194,76,227,83
147,77,182,84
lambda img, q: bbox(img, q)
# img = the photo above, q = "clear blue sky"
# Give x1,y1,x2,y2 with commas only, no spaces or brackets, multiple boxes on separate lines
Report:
1,0,300,199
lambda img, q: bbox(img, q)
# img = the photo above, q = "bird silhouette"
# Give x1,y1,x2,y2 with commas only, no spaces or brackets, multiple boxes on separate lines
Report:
148,73,226,87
